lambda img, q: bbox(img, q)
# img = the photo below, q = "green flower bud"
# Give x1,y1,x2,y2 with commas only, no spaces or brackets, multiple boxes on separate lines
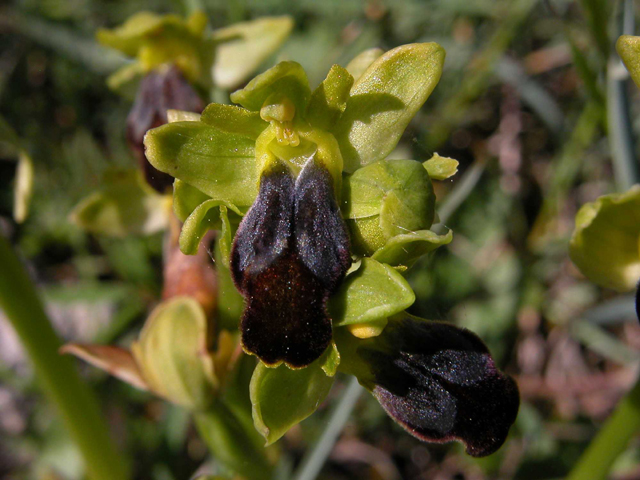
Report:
131,297,217,410
342,159,436,256
570,186,640,291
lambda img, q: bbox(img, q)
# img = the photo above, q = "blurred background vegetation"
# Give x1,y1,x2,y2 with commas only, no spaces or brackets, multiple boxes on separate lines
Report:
2,0,640,479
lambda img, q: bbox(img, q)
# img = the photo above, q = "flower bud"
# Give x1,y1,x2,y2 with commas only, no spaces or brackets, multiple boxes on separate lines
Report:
342,159,435,256
131,297,217,410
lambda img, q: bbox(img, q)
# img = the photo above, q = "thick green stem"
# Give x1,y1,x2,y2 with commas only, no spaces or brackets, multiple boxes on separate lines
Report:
194,398,273,480
0,236,130,480
567,379,640,480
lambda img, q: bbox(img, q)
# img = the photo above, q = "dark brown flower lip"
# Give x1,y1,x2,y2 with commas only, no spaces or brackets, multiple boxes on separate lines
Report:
361,318,520,457
230,158,351,368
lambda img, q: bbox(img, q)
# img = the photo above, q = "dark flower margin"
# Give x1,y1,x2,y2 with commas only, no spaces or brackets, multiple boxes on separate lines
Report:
143,43,520,456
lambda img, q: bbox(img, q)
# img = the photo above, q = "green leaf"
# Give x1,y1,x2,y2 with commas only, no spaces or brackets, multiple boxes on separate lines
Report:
132,297,216,410
372,228,453,268
250,360,334,445
342,159,435,255
569,186,640,291
230,61,311,115
335,43,445,172
329,258,415,328
70,170,170,237
423,153,459,180
306,64,354,131
179,199,241,256
144,121,258,209
345,48,384,82
200,103,268,138
173,179,211,222
213,16,294,90
617,35,640,90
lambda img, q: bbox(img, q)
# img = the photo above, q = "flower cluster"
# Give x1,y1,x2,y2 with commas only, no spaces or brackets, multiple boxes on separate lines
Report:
143,43,520,456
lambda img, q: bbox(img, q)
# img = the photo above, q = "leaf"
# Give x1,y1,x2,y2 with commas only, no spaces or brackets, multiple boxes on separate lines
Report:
329,258,415,329
335,43,445,172
423,153,459,180
617,35,640,90
200,103,268,138
372,228,453,268
70,170,170,237
342,159,435,255
61,344,148,391
213,16,294,89
179,199,242,256
144,121,258,209
250,359,334,445
132,297,216,410
230,61,311,115
569,185,640,291
306,64,354,131
345,47,384,82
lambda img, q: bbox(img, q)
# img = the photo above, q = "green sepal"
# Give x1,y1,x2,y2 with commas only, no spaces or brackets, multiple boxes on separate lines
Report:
70,170,170,237
230,61,311,115
131,297,216,411
569,186,640,291
342,159,435,255
335,43,445,172
144,121,257,209
344,47,384,82
306,64,354,131
372,228,453,268
167,109,201,123
250,359,334,445
13,151,34,224
212,16,294,89
617,35,640,90
423,153,459,180
329,258,415,329
179,199,242,259
201,103,268,138
173,179,210,222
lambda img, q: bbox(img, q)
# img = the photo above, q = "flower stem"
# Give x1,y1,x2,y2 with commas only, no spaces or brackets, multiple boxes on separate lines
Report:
0,236,130,480
567,378,640,480
194,398,273,480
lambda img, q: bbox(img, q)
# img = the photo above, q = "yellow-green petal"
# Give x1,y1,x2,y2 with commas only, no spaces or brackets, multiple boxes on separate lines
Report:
617,35,640,90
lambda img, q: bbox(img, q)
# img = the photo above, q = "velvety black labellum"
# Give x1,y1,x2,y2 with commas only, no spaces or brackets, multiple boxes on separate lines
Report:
361,318,519,457
230,159,351,368
133,66,204,192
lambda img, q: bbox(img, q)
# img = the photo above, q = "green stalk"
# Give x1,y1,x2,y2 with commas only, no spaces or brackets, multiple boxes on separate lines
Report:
0,236,130,480
194,398,274,480
567,379,640,480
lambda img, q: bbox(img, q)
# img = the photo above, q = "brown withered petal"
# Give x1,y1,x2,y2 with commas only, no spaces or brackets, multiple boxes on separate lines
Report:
129,65,204,192
361,318,519,457
230,159,351,368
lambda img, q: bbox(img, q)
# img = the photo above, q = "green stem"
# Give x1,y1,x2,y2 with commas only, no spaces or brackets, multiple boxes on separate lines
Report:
194,398,274,480
567,379,640,480
0,236,130,480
